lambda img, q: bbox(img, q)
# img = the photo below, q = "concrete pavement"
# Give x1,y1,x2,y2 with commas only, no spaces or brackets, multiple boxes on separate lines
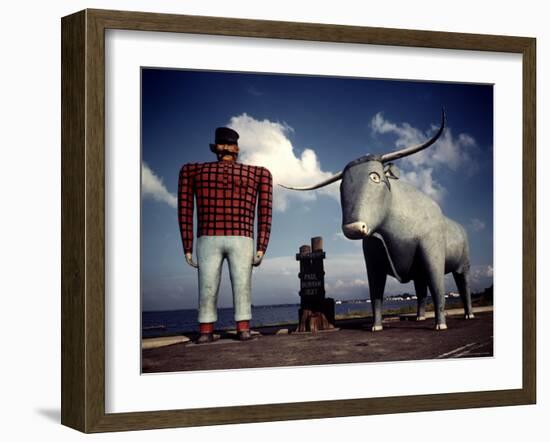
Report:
142,308,493,373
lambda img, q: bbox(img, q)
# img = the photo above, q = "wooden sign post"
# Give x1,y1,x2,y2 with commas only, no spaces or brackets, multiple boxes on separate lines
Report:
296,237,336,332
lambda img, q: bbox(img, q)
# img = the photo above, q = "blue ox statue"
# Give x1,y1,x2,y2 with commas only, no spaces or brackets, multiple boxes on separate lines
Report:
282,110,474,331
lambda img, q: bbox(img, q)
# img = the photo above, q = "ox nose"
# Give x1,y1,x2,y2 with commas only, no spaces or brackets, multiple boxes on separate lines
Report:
342,222,369,239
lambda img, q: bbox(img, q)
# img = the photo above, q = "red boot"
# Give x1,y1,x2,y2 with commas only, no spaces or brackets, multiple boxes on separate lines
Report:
236,320,252,341
196,322,216,344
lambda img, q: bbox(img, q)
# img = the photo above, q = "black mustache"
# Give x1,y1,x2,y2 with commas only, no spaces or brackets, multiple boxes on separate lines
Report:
217,149,238,156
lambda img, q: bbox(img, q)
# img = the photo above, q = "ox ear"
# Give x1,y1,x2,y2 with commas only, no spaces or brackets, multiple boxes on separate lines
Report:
384,163,400,179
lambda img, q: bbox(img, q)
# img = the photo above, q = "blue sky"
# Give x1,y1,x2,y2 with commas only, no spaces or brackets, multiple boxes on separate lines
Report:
141,68,493,312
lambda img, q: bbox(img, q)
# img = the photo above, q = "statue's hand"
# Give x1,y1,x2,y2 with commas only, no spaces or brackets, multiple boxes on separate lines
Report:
185,252,198,269
252,250,264,267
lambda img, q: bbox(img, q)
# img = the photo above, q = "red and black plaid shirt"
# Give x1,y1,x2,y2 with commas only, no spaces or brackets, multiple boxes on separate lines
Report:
178,161,273,254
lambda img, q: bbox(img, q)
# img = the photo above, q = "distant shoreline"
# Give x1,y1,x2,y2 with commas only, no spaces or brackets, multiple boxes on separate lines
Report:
143,303,494,339
143,286,494,315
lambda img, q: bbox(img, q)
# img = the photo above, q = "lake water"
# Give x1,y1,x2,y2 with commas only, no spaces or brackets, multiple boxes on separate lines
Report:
142,299,429,338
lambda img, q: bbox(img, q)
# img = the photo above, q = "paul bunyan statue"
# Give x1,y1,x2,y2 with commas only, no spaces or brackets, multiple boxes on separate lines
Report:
282,110,474,332
178,127,273,343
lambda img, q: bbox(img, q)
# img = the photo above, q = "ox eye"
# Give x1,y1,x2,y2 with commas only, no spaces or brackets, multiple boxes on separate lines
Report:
369,172,381,183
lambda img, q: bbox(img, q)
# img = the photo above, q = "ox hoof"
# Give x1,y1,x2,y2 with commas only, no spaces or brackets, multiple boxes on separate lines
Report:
416,316,426,321
435,323,448,331
465,313,475,320
371,325,383,332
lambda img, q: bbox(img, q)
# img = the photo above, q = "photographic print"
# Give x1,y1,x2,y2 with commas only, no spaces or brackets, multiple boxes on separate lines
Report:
140,68,494,374
61,10,534,431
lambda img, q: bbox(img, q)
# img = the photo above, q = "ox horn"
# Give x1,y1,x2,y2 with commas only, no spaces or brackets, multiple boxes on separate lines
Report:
380,108,446,163
279,109,445,191
278,171,343,191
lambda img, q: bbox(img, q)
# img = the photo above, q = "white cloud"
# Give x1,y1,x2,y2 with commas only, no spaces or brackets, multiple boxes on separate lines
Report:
254,254,297,277
254,253,492,305
401,168,447,203
228,113,339,211
156,252,492,308
371,113,423,150
326,278,368,291
370,112,480,201
371,112,479,172
142,162,177,208
469,264,494,283
469,218,486,232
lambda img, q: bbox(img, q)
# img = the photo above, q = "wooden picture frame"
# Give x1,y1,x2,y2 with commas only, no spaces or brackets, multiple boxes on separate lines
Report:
61,8,536,433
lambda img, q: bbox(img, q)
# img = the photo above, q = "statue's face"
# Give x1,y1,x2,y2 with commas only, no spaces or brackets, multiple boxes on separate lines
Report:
340,160,392,239
214,143,239,162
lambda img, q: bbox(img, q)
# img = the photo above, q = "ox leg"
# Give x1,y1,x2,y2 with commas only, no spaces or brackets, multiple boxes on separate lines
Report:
368,273,386,332
364,237,388,332
414,278,428,321
365,256,386,332
428,273,447,330
453,271,475,319
420,241,447,331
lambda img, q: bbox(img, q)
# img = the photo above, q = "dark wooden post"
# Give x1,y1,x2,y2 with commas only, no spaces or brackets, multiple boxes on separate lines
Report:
296,237,336,332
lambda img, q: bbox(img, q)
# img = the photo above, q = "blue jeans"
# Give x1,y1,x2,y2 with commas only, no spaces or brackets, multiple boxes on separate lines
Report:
196,236,254,323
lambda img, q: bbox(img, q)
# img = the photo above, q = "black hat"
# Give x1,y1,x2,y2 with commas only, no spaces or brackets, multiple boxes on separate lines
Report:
209,127,239,151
